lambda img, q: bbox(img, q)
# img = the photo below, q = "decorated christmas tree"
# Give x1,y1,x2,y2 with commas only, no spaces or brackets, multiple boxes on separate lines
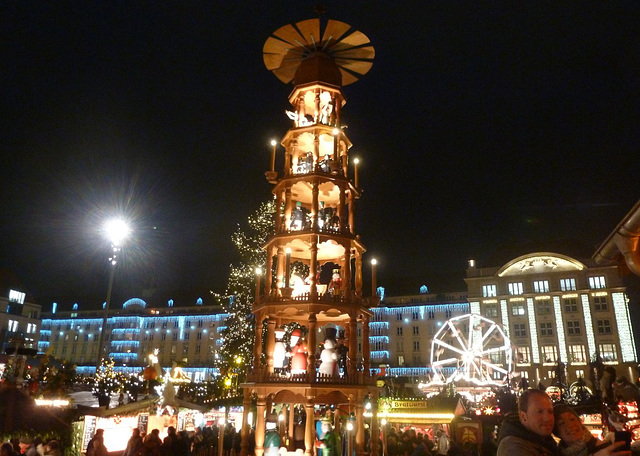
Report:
213,199,275,385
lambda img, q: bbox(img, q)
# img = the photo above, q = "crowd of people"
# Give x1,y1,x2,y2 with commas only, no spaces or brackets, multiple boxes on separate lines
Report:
385,427,451,456
0,438,61,456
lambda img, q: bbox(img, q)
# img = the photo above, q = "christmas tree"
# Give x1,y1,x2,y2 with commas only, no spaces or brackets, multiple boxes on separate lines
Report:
214,199,275,385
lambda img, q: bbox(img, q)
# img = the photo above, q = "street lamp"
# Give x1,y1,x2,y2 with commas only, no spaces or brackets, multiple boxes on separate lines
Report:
371,258,377,298
95,218,130,367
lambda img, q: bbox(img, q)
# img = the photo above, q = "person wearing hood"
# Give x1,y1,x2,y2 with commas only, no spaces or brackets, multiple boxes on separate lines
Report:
497,389,558,456
553,404,630,456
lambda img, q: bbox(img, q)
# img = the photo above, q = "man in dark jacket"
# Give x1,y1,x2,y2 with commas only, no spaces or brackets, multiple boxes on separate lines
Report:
497,389,558,456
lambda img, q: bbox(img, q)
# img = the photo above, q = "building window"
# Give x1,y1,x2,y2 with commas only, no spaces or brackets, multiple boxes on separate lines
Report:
594,296,608,311
412,310,419,320
195,345,201,354
542,345,558,363
508,282,523,295
597,320,612,334
485,304,498,317
567,321,581,335
412,326,419,336
599,343,618,363
560,278,577,291
482,285,497,298
537,300,551,314
161,333,166,341
576,369,585,378
397,341,403,352
162,321,167,328
197,332,202,340
589,276,606,289
8,320,18,332
428,325,436,335
515,346,530,364
445,308,452,319
533,280,549,293
513,323,527,337
511,304,525,316
396,327,403,336
427,309,435,319
396,312,402,321
413,340,420,351
172,333,178,341
563,298,578,312
568,345,586,363
182,346,189,355
540,322,553,336
198,319,203,327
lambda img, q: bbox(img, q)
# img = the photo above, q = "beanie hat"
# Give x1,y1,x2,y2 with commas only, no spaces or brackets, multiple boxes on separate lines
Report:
553,404,580,434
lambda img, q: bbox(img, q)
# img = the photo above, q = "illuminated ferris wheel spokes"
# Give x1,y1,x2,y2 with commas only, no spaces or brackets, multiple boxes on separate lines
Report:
429,314,512,386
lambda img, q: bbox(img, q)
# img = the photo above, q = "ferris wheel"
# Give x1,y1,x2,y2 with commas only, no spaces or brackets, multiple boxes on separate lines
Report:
430,314,512,386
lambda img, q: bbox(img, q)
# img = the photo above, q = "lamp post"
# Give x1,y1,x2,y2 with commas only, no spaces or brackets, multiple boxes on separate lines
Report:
95,218,130,368
353,158,359,188
371,258,377,298
255,267,263,303
270,139,277,172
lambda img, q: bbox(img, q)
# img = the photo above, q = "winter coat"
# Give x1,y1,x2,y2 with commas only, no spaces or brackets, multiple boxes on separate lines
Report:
497,414,559,456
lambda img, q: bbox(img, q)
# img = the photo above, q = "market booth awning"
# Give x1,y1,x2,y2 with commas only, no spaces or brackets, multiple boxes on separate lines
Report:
375,397,467,425
0,383,70,434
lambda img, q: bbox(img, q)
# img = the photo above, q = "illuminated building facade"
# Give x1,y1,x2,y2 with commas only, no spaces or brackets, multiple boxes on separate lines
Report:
465,252,638,386
39,298,228,379
0,287,41,354
369,291,469,368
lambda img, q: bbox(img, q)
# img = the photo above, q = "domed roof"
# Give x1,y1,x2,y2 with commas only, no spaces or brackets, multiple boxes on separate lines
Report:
294,51,342,86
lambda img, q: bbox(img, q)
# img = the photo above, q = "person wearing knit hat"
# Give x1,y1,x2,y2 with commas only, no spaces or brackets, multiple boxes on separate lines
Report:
554,403,629,456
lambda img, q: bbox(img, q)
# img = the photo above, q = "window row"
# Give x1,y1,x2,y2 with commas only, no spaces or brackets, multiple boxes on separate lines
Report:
509,319,612,338
482,276,607,297
515,343,618,364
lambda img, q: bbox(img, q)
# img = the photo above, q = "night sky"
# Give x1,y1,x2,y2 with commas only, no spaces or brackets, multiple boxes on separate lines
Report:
2,2,640,309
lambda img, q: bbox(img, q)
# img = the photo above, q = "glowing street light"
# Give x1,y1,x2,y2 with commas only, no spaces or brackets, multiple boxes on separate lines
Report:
255,267,263,302
371,258,378,298
270,139,278,172
353,157,360,188
96,218,130,367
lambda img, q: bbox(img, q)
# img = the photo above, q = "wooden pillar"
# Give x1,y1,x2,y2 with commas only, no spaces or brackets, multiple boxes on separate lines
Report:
275,191,283,232
254,314,264,377
313,131,320,166
307,313,317,381
284,188,293,230
276,246,285,291
255,396,267,456
338,186,346,233
362,315,370,376
240,389,252,456
288,403,296,449
312,181,319,231
266,246,274,298
348,191,355,234
355,404,365,456
355,250,363,299
371,391,380,456
342,244,352,299
266,319,276,373
348,316,357,379
304,401,315,456
310,241,318,300
314,89,321,123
